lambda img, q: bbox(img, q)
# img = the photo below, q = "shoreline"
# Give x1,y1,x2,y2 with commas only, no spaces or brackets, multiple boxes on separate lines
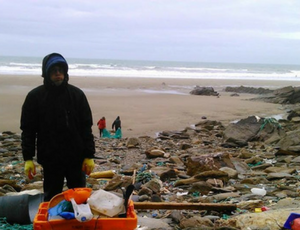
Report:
0,74,296,138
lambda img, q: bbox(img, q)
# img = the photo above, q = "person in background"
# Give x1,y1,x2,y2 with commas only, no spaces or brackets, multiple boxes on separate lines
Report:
97,116,106,137
20,53,95,202
112,116,121,132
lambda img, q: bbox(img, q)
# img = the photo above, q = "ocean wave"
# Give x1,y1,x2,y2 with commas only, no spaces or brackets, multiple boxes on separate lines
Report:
0,56,299,81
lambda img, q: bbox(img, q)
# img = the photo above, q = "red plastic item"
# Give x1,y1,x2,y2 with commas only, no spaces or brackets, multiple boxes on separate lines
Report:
33,200,137,230
261,206,269,212
291,217,300,230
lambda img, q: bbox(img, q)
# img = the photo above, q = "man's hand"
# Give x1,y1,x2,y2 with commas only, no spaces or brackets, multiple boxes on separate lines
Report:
82,158,95,175
24,160,36,179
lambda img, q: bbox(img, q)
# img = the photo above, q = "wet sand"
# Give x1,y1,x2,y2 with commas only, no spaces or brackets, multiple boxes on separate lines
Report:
0,74,298,138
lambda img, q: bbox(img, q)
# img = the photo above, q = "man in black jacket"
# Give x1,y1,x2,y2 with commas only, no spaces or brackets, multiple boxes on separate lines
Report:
20,53,95,201
112,116,121,132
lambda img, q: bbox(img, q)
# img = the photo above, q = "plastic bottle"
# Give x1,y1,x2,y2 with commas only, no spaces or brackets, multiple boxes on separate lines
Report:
70,198,93,222
251,187,267,196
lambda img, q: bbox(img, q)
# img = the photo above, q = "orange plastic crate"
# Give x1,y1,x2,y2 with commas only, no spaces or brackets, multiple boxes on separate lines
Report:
33,200,137,230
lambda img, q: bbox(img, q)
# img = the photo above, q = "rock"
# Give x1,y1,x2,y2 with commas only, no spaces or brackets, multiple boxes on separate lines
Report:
277,129,300,152
223,116,264,147
225,85,273,94
138,216,173,230
180,216,214,228
190,86,219,96
186,152,234,176
160,169,177,182
126,137,140,147
145,148,165,158
219,167,238,179
138,187,153,196
189,181,213,195
143,178,162,193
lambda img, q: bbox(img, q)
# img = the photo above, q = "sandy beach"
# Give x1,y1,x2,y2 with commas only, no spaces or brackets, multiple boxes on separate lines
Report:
1,74,299,138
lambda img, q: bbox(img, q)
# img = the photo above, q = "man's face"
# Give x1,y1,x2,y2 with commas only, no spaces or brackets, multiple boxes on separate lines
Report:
50,65,65,86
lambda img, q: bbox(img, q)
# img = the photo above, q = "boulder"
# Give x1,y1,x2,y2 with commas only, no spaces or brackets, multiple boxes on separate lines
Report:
189,86,219,96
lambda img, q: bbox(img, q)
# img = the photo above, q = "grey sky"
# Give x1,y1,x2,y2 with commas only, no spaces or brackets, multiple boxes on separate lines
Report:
1,0,300,64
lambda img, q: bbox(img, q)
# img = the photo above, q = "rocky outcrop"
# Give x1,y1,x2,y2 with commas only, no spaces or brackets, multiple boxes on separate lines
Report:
252,86,300,104
225,85,273,94
190,86,219,96
222,116,284,147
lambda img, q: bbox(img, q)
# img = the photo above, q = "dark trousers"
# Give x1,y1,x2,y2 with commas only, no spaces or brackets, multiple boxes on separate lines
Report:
42,161,86,201
99,129,103,137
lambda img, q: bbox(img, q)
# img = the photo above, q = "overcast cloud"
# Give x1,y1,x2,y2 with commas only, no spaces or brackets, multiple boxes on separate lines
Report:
1,0,300,64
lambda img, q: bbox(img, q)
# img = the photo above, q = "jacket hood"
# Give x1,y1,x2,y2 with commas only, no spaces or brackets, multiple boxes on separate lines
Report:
42,53,69,90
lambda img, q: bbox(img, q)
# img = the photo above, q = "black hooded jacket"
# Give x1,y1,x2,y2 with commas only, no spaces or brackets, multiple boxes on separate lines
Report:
112,116,121,131
20,53,95,165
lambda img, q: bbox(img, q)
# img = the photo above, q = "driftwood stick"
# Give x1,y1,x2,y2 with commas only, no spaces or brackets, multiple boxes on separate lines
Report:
132,169,136,184
133,202,236,212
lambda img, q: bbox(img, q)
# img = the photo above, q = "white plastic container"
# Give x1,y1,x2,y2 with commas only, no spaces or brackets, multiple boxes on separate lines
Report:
87,189,124,217
251,187,267,196
70,198,93,222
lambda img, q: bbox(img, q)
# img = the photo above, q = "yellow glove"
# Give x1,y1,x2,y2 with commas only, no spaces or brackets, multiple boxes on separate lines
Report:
82,158,95,175
24,160,36,180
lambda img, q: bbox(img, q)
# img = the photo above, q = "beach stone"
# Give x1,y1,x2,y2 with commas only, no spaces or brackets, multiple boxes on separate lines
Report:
145,148,165,158
103,175,124,190
126,137,140,147
138,216,173,230
244,156,263,165
175,170,229,187
169,156,184,165
288,111,300,121
158,130,190,139
150,194,162,202
143,178,162,193
266,172,294,180
238,199,264,210
186,152,234,176
0,179,21,192
1,184,17,193
188,181,212,195
179,143,193,150
219,167,238,179
180,216,214,228
0,148,8,153
291,156,300,163
138,187,153,196
264,166,296,174
169,210,184,223
206,178,224,188
159,169,177,182
195,119,223,128
277,129,300,151
230,158,250,174
195,170,229,182
138,194,150,201
240,177,269,185
289,145,300,152
149,166,169,176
